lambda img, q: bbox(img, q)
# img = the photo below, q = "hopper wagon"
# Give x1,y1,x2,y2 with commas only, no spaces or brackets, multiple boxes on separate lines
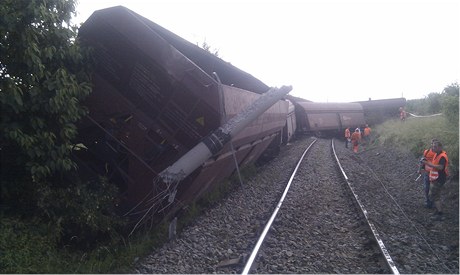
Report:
282,99,297,144
76,6,289,223
294,101,366,137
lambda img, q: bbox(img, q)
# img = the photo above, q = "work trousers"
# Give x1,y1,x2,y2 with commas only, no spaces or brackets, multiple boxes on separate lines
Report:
423,173,431,207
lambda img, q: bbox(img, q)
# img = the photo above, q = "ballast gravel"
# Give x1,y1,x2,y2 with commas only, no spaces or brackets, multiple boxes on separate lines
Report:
134,136,458,274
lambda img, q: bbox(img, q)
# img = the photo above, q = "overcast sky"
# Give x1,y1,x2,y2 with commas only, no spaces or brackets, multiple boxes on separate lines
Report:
73,0,459,103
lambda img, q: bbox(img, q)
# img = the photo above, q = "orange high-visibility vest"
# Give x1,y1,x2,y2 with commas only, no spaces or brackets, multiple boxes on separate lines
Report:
363,127,371,136
423,149,437,173
429,151,449,182
351,132,360,145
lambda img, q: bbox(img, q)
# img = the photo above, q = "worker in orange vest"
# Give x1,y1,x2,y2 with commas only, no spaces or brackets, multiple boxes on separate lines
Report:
344,127,351,148
399,107,407,121
363,124,371,146
421,140,449,219
350,128,361,153
419,139,438,208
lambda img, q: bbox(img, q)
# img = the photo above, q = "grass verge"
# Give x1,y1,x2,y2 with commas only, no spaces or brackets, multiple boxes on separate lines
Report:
372,115,458,178
0,164,258,273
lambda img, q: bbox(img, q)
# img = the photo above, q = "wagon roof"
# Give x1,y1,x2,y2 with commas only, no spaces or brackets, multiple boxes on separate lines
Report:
296,102,364,112
353,98,406,109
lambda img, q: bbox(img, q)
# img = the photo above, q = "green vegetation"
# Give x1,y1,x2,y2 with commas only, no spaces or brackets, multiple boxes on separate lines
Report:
1,0,457,273
374,83,459,178
1,0,125,272
373,116,458,177
0,1,253,272
0,164,253,273
0,213,170,273
406,83,459,120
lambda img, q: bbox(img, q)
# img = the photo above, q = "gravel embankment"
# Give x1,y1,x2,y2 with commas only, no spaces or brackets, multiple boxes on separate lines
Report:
134,136,459,274
335,140,459,274
253,138,386,274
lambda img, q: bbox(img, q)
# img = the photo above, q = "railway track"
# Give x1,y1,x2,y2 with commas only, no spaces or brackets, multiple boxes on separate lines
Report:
242,138,393,274
135,136,458,274
334,142,458,274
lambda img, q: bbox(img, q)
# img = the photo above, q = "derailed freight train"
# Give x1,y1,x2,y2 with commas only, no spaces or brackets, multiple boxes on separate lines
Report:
292,101,366,137
74,6,405,228
76,6,290,225
286,96,406,137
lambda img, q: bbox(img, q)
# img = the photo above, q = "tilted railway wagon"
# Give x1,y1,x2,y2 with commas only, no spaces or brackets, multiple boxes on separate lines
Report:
76,6,289,223
282,99,297,144
293,101,366,136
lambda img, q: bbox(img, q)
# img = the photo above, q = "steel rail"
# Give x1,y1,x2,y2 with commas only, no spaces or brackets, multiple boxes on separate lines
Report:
331,138,400,275
241,139,317,275
362,158,454,273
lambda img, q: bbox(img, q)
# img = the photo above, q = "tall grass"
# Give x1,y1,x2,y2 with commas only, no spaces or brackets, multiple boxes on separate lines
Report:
373,115,459,178
0,215,169,273
0,164,257,273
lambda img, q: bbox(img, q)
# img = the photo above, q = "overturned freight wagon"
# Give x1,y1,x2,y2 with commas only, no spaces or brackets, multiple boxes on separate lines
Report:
282,99,297,143
294,102,366,136
75,6,290,224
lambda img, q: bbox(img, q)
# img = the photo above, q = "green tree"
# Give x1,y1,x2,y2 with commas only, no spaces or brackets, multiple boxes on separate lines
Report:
426,92,442,114
1,0,89,181
0,0,123,245
441,82,459,124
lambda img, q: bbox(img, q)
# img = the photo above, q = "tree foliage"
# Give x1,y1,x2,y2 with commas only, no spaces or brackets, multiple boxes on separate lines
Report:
1,0,90,180
441,82,459,124
406,82,459,119
0,0,124,247
404,83,459,178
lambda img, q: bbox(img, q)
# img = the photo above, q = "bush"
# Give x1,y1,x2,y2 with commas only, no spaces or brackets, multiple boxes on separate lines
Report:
441,83,459,124
395,83,458,178
0,0,126,260
35,176,127,247
0,217,60,273
374,116,459,178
